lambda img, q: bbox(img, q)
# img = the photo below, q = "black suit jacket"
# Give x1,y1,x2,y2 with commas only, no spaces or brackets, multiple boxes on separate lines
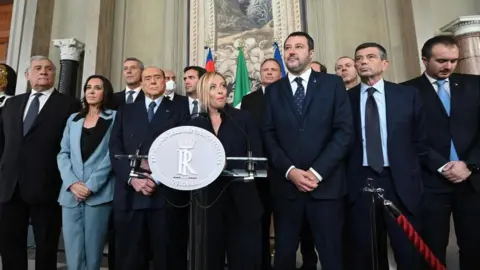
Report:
263,71,353,200
346,82,428,214
109,97,189,210
113,89,145,109
241,87,264,127
189,105,264,222
402,73,480,193
0,90,80,204
170,93,190,114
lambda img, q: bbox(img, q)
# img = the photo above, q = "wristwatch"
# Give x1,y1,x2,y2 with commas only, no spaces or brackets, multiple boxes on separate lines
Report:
467,164,480,174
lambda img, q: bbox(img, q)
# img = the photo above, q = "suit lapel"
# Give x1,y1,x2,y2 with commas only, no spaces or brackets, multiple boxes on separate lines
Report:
449,74,463,118
25,90,60,135
129,100,149,137
349,85,362,141
279,76,300,121
17,94,30,134
70,117,85,166
301,72,320,120
150,98,172,127
385,81,403,142
253,88,264,108
420,74,449,117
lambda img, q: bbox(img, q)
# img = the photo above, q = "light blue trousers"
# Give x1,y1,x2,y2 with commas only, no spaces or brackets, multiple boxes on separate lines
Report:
62,202,111,270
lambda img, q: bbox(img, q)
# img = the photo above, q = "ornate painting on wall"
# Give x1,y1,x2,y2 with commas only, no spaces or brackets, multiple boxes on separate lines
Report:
188,0,306,103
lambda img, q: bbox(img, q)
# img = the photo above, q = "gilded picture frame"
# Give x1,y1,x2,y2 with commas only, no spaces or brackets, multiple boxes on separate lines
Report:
187,0,306,102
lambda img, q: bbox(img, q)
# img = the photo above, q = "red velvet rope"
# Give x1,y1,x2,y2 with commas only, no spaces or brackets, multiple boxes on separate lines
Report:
396,214,446,270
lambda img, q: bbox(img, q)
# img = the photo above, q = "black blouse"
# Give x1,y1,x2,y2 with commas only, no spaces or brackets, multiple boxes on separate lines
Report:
80,117,111,162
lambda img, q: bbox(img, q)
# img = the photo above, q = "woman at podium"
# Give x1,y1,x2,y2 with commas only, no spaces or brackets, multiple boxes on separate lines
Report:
188,71,264,270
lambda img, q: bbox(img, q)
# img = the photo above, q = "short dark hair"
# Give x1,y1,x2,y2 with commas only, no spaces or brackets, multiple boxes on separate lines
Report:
355,42,388,60
284,31,314,51
312,61,327,72
421,35,459,59
184,66,207,78
260,58,281,69
77,75,115,119
123,57,144,70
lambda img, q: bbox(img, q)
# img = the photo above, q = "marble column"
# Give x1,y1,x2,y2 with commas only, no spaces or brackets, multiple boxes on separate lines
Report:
7,0,55,95
441,15,480,75
53,38,85,98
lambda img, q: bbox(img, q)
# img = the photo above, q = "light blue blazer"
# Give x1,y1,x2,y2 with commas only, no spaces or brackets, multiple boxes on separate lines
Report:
57,110,116,207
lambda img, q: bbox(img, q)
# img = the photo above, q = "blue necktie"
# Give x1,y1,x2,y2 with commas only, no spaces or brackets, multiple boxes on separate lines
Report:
293,77,305,116
436,80,459,161
23,93,42,136
148,101,157,122
126,90,135,104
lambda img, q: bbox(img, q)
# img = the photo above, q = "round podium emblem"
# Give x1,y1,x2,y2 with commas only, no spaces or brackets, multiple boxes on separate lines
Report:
148,126,226,191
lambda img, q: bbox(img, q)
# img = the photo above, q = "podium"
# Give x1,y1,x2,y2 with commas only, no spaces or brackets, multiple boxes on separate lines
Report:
115,126,267,270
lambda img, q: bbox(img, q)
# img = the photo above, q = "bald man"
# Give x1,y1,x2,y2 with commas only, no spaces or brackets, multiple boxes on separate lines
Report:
110,66,189,269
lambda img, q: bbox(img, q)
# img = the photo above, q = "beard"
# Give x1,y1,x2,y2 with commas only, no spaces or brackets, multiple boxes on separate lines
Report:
286,60,309,74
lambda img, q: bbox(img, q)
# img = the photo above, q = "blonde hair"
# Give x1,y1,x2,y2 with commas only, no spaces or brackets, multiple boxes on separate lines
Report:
196,71,226,111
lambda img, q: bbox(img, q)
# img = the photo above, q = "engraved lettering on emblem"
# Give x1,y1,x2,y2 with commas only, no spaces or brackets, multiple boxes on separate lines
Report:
177,139,198,176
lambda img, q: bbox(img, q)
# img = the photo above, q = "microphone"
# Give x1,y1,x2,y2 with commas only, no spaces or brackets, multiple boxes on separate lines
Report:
217,107,255,180
114,141,152,180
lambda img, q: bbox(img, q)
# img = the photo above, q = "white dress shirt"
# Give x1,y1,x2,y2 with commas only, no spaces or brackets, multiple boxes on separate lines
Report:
287,68,312,95
285,68,322,182
125,86,142,102
165,92,175,100
424,72,451,95
23,88,55,120
188,96,200,115
144,96,163,114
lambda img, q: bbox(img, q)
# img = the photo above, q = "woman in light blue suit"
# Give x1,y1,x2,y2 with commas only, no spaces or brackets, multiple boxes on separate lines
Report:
57,75,116,270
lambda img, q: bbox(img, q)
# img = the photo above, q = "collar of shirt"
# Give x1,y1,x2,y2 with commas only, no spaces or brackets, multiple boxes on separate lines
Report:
424,72,449,86
188,96,199,105
423,72,450,89
145,95,163,110
31,87,55,97
288,68,312,85
165,92,174,100
360,79,385,95
125,86,141,94
261,85,266,93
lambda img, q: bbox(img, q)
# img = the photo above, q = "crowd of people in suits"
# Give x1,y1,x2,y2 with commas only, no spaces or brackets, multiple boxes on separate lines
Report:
0,30,478,270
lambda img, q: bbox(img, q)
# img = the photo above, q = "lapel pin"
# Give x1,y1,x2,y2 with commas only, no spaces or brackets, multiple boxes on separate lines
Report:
166,109,170,113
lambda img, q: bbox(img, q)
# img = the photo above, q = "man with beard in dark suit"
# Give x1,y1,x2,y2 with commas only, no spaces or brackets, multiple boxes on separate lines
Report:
0,55,80,270
263,31,353,270
403,35,480,270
